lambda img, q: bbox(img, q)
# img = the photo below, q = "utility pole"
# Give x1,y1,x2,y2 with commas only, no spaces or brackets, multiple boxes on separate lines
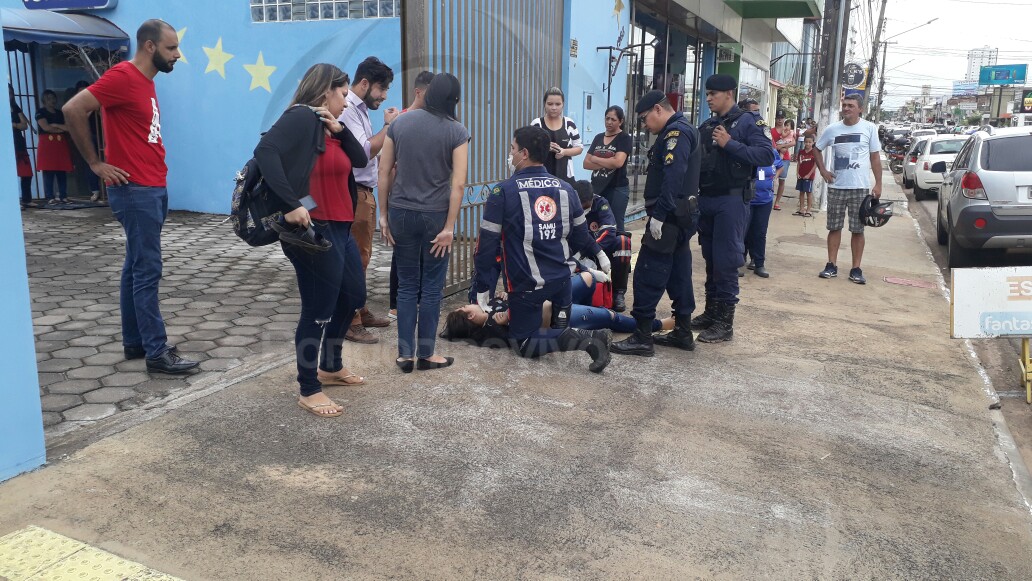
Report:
815,0,851,211
874,41,896,121
866,0,888,120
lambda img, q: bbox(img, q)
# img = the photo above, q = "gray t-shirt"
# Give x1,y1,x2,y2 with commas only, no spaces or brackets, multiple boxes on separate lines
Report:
814,118,881,190
387,109,469,212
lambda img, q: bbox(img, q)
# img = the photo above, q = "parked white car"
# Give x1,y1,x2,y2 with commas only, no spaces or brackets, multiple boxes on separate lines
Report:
902,138,929,189
911,129,938,141
913,135,969,200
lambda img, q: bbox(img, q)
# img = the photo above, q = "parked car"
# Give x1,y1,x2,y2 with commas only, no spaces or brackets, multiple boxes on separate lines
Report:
911,128,937,140
912,135,968,200
935,127,1032,268
902,138,929,189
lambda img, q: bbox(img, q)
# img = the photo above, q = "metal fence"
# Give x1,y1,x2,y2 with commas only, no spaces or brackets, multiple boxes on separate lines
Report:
443,183,492,296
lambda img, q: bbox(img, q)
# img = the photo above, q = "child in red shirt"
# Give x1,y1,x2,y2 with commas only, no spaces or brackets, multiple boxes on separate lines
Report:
794,134,817,217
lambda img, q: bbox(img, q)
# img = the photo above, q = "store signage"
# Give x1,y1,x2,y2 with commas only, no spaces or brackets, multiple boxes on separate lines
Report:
978,64,1027,86
22,0,117,10
952,267,1032,338
842,63,867,89
1021,90,1032,114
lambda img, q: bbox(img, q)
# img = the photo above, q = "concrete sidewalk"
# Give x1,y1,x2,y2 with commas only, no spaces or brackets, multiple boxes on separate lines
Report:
3,173,1032,579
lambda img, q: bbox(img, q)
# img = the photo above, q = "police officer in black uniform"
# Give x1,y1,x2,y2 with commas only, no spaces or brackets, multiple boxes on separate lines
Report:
611,90,701,357
690,75,776,343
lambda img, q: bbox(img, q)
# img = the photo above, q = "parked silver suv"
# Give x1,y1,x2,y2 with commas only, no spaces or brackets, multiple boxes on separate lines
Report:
935,127,1032,268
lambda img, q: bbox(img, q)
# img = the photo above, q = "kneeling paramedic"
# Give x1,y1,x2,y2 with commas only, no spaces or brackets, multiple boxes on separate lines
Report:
691,74,776,343
472,126,614,373
611,90,701,357
574,180,632,312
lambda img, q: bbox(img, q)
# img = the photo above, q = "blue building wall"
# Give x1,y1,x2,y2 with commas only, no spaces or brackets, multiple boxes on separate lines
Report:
0,9,47,483
3,0,402,214
566,0,629,182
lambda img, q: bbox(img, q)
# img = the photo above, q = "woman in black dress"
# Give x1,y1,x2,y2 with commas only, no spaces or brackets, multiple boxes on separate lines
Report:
529,87,582,182
583,105,633,231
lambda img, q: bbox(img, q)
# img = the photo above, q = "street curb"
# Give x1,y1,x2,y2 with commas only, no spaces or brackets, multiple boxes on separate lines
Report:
904,184,1032,515
44,348,295,460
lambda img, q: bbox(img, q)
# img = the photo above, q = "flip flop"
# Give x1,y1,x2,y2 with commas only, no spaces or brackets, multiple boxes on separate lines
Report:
803,212,813,217
297,399,343,417
773,205,781,211
792,211,804,216
318,369,366,386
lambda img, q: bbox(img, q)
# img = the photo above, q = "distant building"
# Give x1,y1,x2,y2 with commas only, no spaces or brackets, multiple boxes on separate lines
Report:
966,46,998,81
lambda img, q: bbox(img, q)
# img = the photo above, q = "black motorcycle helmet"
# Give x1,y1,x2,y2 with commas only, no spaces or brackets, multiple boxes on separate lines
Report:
860,195,893,227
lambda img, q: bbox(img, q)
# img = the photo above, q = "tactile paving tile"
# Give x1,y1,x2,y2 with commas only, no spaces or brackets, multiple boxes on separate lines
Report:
0,526,183,581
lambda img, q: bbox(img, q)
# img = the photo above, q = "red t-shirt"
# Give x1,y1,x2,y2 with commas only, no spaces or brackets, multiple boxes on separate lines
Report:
797,149,817,179
771,128,794,161
88,62,167,187
308,136,354,222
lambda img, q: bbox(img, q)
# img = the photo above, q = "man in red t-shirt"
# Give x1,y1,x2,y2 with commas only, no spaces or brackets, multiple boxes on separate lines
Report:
63,19,198,374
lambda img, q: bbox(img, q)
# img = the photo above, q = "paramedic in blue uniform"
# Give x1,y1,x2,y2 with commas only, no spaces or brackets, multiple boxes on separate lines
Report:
574,181,632,312
472,125,614,373
611,90,701,357
689,75,776,343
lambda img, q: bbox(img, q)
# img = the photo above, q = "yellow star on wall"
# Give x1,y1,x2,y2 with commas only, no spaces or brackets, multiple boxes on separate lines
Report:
176,27,188,64
243,52,276,93
203,37,233,79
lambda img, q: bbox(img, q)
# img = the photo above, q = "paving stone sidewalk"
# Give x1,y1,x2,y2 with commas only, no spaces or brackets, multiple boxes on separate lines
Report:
23,206,393,437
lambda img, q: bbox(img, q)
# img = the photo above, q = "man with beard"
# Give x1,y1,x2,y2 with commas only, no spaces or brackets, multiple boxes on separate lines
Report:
63,19,198,374
338,56,400,344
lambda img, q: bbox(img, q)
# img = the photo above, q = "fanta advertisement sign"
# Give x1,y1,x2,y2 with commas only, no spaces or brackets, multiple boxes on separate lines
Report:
1022,90,1032,114
22,0,117,9
952,268,1032,338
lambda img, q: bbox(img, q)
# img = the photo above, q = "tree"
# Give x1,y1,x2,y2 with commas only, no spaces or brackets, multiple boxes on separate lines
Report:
778,84,808,118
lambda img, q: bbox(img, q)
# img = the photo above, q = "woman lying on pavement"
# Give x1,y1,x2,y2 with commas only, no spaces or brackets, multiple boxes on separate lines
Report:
441,271,674,346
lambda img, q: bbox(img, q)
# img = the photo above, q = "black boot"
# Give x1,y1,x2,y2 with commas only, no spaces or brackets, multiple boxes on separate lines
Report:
610,317,655,357
697,303,736,343
690,302,718,330
557,328,613,373
612,290,627,313
653,315,696,351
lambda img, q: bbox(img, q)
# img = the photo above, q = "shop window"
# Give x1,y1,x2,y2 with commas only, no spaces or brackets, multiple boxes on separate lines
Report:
250,0,400,22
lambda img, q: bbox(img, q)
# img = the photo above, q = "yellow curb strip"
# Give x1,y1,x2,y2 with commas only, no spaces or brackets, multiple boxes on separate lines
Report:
0,526,181,581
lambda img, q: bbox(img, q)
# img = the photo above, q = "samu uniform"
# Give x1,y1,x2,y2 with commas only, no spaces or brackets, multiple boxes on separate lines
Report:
473,165,612,372
612,102,701,357
693,104,776,341
584,194,631,299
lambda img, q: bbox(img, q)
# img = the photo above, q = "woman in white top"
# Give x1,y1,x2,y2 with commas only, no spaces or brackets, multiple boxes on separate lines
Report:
530,87,582,182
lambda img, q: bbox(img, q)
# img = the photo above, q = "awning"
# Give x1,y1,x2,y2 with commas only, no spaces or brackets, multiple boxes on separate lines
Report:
2,7,128,52
724,0,822,19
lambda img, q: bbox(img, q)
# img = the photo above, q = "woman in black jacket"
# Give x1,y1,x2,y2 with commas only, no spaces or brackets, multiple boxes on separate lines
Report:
254,63,369,418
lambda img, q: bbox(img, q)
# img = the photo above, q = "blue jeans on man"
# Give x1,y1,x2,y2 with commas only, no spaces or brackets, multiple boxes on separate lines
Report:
107,184,170,359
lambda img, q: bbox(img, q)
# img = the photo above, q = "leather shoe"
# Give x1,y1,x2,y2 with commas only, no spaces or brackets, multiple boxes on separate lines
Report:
612,291,627,313
146,350,199,374
396,358,414,373
361,308,390,328
754,266,770,278
416,357,454,370
345,324,378,344
125,344,178,360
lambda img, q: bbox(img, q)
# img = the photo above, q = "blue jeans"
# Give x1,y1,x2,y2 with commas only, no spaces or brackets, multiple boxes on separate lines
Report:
601,184,630,232
42,171,67,201
282,220,365,396
568,274,660,332
107,184,170,359
745,202,773,268
389,207,450,359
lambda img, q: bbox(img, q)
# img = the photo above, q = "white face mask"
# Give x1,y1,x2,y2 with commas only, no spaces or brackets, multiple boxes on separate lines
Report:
507,154,521,174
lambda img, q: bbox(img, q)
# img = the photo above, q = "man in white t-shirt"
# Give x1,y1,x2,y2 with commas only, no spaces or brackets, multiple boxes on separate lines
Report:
812,95,882,285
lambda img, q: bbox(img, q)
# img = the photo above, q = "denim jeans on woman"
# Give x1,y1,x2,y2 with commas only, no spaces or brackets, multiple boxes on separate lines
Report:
282,220,365,396
389,207,450,359
107,184,170,359
601,184,630,232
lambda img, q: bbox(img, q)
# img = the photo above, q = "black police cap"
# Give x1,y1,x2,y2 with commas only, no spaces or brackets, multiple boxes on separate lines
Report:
635,90,667,114
705,74,737,92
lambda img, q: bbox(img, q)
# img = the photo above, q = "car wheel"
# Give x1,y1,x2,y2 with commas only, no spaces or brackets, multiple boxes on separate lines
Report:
947,223,977,269
936,211,948,246
914,183,927,201
903,176,913,189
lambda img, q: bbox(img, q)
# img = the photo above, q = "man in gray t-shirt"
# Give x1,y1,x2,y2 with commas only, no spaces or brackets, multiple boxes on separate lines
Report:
813,95,883,285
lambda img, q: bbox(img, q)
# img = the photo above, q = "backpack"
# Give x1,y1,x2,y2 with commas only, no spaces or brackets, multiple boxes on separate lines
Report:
230,157,283,247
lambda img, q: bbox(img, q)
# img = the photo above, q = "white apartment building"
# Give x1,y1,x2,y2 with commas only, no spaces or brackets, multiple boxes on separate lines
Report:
966,46,999,81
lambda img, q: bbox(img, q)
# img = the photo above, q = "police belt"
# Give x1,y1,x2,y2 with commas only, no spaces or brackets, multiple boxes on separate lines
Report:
698,187,746,198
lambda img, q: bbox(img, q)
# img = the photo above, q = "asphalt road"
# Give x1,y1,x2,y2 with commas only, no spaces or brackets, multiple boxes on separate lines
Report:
895,169,1032,471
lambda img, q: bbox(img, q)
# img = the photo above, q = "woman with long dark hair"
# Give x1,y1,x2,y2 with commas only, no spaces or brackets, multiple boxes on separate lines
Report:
530,87,583,182
253,63,369,417
583,105,633,231
378,73,469,372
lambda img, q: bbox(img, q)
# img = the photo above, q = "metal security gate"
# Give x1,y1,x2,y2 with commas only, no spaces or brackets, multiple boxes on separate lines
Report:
402,0,565,295
7,47,40,200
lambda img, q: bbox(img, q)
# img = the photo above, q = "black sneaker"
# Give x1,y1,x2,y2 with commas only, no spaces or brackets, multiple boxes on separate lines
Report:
146,350,200,374
819,262,837,279
849,267,866,284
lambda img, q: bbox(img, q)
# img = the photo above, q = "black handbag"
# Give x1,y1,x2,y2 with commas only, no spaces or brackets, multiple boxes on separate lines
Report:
230,158,283,247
